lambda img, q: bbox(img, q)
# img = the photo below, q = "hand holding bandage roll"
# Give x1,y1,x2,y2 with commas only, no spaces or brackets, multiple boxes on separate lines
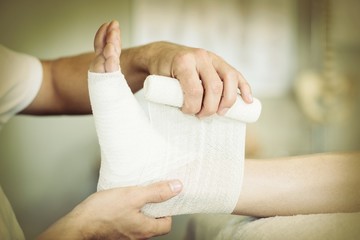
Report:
144,75,262,123
89,71,262,217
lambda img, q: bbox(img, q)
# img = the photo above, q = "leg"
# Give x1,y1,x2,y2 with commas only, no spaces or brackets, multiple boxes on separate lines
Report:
234,152,360,217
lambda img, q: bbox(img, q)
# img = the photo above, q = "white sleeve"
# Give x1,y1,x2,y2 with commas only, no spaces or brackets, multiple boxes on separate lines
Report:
0,44,43,129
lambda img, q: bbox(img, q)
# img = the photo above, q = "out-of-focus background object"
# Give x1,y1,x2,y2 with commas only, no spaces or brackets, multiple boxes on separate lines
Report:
0,0,359,239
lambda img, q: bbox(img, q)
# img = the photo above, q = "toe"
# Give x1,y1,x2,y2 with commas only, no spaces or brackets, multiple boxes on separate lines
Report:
105,56,120,72
94,22,109,55
89,56,106,73
90,20,121,73
107,29,121,55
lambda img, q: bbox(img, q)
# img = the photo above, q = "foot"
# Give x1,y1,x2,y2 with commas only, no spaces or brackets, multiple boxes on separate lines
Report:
89,20,121,73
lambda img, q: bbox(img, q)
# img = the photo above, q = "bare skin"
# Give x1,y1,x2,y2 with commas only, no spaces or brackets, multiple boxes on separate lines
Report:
16,20,357,239
37,21,185,240
37,181,182,240
236,152,360,217
89,20,360,218
89,21,121,73
22,27,252,118
17,19,254,239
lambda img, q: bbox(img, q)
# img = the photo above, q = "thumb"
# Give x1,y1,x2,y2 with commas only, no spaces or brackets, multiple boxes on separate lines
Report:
142,180,183,204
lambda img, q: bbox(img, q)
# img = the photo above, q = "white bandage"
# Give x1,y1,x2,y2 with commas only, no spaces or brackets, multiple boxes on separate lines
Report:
88,71,261,217
143,75,262,123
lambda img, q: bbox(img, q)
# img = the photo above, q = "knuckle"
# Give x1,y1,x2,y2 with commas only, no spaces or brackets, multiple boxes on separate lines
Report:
209,81,223,95
173,48,210,71
193,48,209,59
224,70,240,82
221,95,237,109
173,52,194,69
187,86,204,98
202,105,218,116
183,102,202,114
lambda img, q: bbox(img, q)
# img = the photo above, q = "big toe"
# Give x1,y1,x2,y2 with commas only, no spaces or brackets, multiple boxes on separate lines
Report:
89,20,121,73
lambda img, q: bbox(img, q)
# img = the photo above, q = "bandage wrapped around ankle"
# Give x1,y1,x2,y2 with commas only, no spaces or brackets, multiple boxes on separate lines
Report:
88,71,261,217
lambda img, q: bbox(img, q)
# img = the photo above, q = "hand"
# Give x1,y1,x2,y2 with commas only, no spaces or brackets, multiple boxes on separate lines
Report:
145,41,253,118
37,180,183,240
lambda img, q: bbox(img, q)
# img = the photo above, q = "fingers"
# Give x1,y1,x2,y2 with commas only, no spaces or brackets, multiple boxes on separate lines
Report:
140,180,183,205
196,50,224,118
174,49,253,118
134,181,180,238
217,71,238,115
179,71,204,115
212,53,253,105
172,52,203,115
238,76,253,103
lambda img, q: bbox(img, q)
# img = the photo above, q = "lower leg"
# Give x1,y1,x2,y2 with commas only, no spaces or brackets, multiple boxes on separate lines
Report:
234,152,360,217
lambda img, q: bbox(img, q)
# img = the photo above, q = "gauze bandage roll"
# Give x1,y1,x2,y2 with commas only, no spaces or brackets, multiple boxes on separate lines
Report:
88,71,261,218
143,75,262,123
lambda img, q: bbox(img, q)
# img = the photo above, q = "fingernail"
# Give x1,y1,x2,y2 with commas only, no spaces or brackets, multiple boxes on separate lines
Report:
218,108,229,116
169,180,182,193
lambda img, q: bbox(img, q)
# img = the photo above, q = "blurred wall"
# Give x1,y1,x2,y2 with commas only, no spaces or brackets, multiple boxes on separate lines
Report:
131,0,298,98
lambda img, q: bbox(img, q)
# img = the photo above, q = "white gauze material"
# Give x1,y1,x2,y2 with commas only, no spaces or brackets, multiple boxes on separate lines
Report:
88,71,261,218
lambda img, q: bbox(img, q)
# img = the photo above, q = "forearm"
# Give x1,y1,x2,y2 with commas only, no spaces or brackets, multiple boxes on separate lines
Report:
21,44,154,115
120,44,150,93
235,152,360,217
46,42,183,114
120,41,183,93
21,40,245,116
37,210,85,240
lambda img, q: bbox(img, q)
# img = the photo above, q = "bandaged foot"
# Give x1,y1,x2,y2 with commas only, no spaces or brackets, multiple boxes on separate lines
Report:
88,21,262,218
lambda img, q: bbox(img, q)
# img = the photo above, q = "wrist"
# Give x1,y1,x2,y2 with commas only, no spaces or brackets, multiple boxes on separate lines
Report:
145,41,174,76
120,44,153,92
37,208,86,240
126,41,175,76
121,44,150,75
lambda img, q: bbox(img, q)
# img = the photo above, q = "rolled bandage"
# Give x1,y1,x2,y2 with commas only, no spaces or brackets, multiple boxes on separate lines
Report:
89,71,262,218
143,75,262,123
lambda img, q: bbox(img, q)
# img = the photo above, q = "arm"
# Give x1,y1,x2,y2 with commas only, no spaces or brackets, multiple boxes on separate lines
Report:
21,42,253,117
21,53,94,115
37,180,182,240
